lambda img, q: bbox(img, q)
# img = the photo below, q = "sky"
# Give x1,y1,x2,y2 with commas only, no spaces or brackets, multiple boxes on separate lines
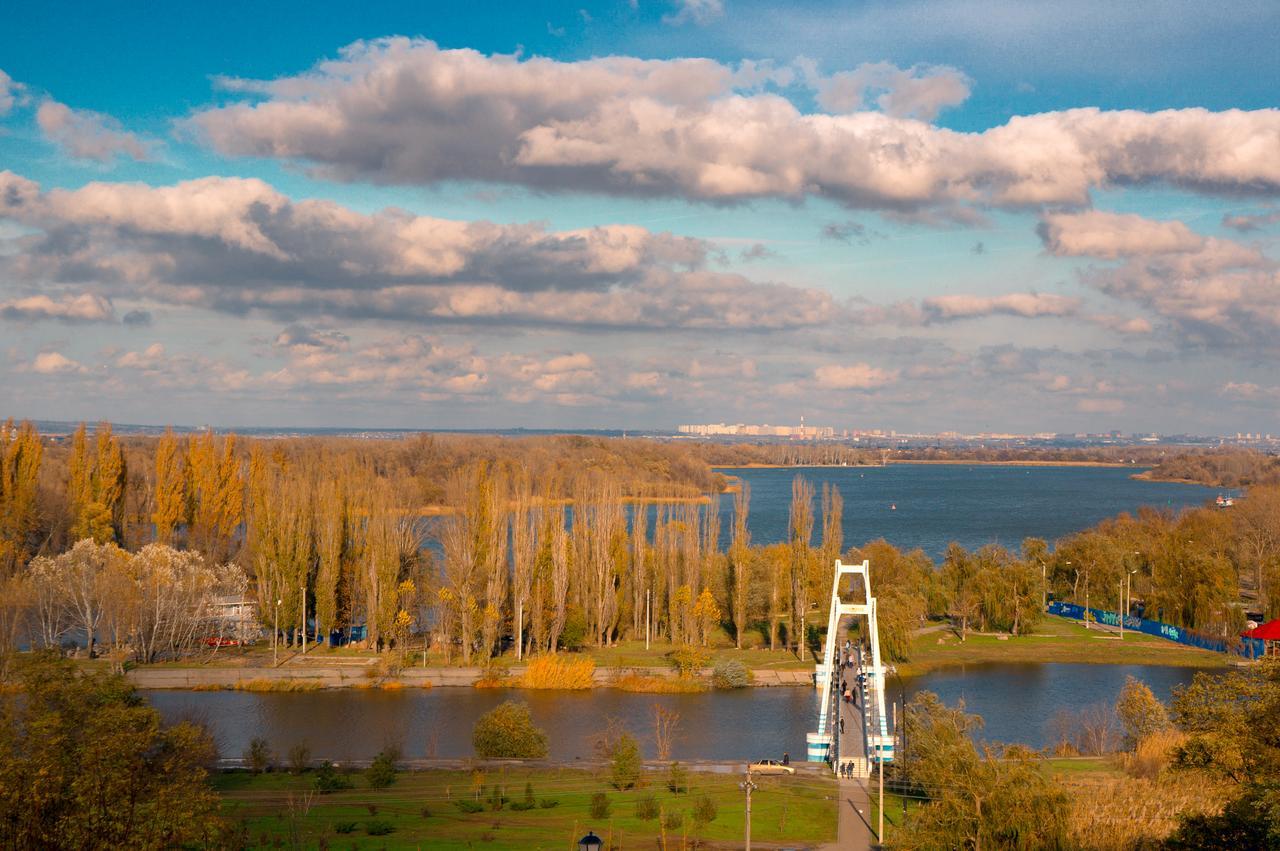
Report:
1,0,1278,433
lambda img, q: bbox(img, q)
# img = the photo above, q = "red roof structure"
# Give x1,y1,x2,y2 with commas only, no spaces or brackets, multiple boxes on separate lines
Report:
1244,619,1280,641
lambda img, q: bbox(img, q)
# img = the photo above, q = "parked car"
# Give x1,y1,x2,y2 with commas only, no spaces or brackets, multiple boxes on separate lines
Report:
749,759,795,775
202,636,242,647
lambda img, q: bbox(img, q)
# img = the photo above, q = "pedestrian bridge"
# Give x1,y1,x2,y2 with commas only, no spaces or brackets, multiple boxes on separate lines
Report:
806,559,894,777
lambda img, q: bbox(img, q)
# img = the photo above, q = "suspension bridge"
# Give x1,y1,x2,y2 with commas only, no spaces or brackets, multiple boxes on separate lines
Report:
807,559,895,777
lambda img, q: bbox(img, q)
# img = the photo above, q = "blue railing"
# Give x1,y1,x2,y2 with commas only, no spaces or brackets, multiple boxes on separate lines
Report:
1048,601,1266,659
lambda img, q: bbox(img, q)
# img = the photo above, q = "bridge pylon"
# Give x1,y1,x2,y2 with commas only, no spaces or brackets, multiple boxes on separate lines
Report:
807,559,895,772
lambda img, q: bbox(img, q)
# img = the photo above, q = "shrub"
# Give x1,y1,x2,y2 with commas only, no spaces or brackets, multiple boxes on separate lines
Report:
539,798,560,809
1115,676,1171,749
560,607,588,651
668,645,710,678
611,732,642,790
472,700,549,758
455,799,485,814
487,786,507,811
635,794,660,821
287,742,311,775
366,748,398,789
589,792,611,820
365,820,394,836
474,660,511,688
420,806,432,818
365,803,378,816
663,811,684,831
613,673,707,694
711,658,751,689
314,760,353,793
692,792,718,825
519,655,596,689
334,821,357,834
245,737,272,774
667,761,688,794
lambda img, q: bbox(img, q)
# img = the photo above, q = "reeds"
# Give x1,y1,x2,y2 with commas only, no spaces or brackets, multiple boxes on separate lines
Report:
612,672,708,693
1062,770,1230,849
517,655,596,690
1115,730,1186,779
233,677,323,692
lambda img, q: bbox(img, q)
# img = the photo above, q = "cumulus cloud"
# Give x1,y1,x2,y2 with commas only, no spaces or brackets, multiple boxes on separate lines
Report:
1222,209,1280,232
0,292,114,323
186,39,1280,210
1041,209,1280,349
30,351,86,375
0,171,843,332
36,100,154,162
813,362,898,389
1039,210,1206,258
815,62,970,120
920,292,1080,322
0,69,23,116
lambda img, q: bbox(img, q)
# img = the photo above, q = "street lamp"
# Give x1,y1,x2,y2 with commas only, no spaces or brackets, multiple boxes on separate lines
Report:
273,598,281,666
577,831,603,851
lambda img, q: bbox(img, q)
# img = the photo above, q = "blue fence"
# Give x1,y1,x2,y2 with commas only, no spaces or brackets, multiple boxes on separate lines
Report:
1048,601,1266,659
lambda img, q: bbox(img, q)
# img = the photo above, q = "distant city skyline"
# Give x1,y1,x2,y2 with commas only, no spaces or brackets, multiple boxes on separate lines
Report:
2,2,1279,433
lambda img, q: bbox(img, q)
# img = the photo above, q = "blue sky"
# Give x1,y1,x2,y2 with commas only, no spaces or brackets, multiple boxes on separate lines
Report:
1,1,1278,432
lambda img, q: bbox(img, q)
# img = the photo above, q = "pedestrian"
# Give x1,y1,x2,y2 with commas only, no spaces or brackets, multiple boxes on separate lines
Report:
839,717,845,734
783,751,790,765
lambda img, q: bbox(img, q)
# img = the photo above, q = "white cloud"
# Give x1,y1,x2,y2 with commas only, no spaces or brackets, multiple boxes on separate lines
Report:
813,363,898,390
815,62,970,120
1039,210,1205,258
0,171,844,333
0,292,114,323
187,39,1280,210
36,100,154,162
921,292,1079,321
663,0,724,26
0,69,22,116
30,351,86,375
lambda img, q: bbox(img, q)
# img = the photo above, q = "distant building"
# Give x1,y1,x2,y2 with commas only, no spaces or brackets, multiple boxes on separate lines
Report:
677,422,835,438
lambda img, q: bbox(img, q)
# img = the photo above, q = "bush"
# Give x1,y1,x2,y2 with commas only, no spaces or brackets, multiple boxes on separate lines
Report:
455,799,485,814
365,819,394,836
663,811,684,831
712,658,751,689
635,794,660,821
472,700,549,758
420,806,432,818
314,760,353,793
589,792,611,820
692,792,718,825
668,645,709,678
611,733,642,790
487,786,507,811
245,737,272,774
366,748,398,789
287,742,311,774
539,798,560,809
667,761,688,794
560,607,589,651
334,821,357,834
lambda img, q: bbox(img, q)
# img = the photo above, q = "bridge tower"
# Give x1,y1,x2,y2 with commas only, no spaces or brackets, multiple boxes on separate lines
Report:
807,559,895,772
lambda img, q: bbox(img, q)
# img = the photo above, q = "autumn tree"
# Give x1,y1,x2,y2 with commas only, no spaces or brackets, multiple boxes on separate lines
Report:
729,481,751,648
0,420,43,572
151,428,185,545
789,475,814,654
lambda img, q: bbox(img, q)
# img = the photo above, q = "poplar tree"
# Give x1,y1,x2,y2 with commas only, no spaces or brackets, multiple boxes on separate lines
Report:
152,428,185,545
0,420,43,571
788,475,814,654
729,482,751,648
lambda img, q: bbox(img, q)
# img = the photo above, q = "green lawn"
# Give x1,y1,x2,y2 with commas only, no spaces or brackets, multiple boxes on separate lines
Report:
215,765,837,849
897,615,1226,676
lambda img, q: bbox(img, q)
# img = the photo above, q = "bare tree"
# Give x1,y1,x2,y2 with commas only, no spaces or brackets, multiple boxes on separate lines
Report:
730,482,751,649
789,475,814,655
511,470,539,660
652,703,681,762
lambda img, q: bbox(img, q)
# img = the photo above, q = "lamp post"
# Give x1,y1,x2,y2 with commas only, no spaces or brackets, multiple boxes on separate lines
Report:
273,598,281,666
577,831,603,851
1039,561,1047,612
739,772,757,850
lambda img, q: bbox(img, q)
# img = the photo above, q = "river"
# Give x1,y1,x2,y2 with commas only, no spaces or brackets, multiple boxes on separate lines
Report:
716,464,1220,559
149,662,1210,762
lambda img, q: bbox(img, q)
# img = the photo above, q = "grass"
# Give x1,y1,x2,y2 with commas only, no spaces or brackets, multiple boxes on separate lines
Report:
518,655,596,689
584,638,814,671
896,616,1227,677
214,765,837,849
232,678,324,693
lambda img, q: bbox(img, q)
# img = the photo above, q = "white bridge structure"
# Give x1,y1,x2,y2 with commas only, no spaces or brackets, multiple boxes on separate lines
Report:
806,559,895,777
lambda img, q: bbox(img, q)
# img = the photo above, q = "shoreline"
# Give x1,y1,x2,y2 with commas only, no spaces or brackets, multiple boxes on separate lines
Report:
715,459,1138,469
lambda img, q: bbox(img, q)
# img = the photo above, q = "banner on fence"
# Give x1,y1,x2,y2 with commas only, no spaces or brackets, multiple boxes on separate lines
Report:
1048,601,1266,659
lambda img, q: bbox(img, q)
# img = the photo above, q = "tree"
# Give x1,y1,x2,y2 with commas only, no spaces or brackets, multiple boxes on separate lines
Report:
729,482,752,648
366,748,398,789
691,587,720,646
896,691,1070,851
472,700,549,759
610,732,642,790
1115,676,1170,749
0,420,43,572
151,428,185,545
0,653,224,849
788,475,814,654
942,543,981,640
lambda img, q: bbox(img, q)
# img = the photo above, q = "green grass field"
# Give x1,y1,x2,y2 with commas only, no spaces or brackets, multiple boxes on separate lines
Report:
215,765,837,849
897,615,1226,677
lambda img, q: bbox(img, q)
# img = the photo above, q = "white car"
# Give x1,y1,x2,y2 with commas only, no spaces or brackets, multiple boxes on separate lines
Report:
749,759,795,775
